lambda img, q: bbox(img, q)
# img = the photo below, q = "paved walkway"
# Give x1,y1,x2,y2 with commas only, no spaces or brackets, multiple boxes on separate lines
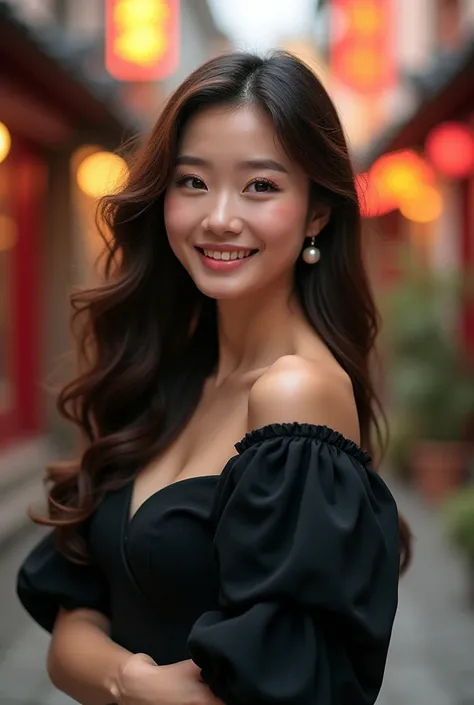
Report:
0,480,473,705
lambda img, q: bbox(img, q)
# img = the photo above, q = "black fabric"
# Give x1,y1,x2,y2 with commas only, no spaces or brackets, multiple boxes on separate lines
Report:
17,423,399,704
16,530,110,633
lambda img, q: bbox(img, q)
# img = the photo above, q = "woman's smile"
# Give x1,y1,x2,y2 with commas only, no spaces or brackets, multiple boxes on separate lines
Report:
164,104,314,299
195,244,259,271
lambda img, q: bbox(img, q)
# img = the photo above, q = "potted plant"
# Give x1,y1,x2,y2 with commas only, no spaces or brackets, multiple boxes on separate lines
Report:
402,358,474,501
382,266,474,502
444,486,474,607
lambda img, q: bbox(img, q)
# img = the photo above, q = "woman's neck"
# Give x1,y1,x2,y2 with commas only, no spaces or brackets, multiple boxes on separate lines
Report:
214,280,304,385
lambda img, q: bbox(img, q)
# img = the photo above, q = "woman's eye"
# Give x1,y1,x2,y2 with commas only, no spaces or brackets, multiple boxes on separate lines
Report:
178,176,207,190
246,179,278,193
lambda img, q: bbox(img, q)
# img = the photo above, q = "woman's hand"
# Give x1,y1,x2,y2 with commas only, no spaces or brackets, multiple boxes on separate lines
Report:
114,653,224,705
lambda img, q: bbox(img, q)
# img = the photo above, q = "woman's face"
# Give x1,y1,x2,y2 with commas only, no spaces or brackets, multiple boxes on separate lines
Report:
164,104,320,300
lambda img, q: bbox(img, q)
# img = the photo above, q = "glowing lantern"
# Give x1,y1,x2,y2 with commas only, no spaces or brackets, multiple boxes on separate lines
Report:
330,0,396,95
105,0,180,81
399,185,443,223
76,151,129,199
0,122,11,163
371,150,434,202
425,122,474,179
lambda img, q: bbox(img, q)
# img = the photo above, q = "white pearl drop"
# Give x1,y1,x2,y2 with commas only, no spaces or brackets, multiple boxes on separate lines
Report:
302,246,321,264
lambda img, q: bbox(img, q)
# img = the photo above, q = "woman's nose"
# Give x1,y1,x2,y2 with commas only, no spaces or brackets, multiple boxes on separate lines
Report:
202,193,242,237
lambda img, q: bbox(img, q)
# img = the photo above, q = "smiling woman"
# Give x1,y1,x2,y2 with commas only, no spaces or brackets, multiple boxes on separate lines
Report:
17,51,409,705
164,103,317,299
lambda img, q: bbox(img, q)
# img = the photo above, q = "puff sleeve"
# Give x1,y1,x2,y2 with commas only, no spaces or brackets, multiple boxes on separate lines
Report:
16,527,110,633
187,424,400,705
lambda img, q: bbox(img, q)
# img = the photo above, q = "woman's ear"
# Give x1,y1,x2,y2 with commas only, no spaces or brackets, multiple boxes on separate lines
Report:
307,207,331,238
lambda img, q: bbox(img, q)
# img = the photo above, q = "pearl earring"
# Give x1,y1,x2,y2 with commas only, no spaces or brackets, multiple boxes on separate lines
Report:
302,237,320,264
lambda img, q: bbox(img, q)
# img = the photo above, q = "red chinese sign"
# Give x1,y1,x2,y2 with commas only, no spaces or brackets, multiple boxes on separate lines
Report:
330,0,396,95
105,0,180,81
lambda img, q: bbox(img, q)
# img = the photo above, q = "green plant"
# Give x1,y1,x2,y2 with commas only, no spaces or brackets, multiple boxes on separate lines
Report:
444,486,474,559
382,265,474,443
386,418,415,481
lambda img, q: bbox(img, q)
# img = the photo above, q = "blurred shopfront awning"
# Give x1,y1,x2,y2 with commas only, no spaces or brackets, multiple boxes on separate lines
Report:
359,39,474,169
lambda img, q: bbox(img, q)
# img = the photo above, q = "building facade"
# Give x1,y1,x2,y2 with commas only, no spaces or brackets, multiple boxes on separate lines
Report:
0,0,227,459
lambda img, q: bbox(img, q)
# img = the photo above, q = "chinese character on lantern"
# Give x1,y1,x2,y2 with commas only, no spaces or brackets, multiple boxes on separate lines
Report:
330,0,397,95
105,0,180,81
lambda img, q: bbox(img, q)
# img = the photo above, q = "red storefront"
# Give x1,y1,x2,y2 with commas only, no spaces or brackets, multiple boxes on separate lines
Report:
0,2,137,447
361,42,474,352
0,140,45,442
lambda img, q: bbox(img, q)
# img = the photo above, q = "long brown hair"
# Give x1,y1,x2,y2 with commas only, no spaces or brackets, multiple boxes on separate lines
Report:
35,51,411,571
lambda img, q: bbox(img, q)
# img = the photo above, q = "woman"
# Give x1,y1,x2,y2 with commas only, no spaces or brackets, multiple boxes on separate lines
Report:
17,51,410,705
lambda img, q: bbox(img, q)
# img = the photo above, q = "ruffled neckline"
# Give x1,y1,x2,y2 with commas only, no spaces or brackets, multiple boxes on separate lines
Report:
235,422,372,466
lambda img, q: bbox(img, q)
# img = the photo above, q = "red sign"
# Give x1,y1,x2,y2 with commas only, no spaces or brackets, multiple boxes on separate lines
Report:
330,0,396,95
105,0,180,81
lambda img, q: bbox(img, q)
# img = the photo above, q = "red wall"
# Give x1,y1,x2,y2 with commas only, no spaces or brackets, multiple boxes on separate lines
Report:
0,140,45,444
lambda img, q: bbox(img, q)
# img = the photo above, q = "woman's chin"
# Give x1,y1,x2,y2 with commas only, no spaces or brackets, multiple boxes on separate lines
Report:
192,276,255,301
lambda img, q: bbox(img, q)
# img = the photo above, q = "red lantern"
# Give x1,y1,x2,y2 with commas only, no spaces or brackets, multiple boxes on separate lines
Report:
330,0,397,95
105,0,180,82
425,122,474,179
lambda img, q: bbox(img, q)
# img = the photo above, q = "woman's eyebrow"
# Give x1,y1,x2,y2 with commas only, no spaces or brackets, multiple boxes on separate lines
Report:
175,155,288,174
238,159,288,173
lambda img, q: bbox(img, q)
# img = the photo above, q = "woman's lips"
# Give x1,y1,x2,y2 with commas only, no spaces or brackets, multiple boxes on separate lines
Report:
195,247,257,272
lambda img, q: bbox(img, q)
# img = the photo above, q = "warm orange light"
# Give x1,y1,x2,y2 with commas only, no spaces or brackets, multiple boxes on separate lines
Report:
115,24,169,66
330,0,396,95
425,122,474,179
371,150,434,202
0,215,18,251
76,151,129,199
114,0,169,25
347,0,384,34
106,0,179,81
0,122,11,164
399,185,443,223
339,46,385,88
356,172,397,218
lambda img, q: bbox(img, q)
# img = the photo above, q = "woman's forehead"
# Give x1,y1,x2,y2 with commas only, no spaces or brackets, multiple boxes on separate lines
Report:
178,104,293,170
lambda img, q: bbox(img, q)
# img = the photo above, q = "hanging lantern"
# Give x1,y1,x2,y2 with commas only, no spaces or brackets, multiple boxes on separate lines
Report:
399,184,443,223
0,122,11,164
105,0,180,81
76,151,129,199
330,0,397,95
425,122,474,179
371,150,434,202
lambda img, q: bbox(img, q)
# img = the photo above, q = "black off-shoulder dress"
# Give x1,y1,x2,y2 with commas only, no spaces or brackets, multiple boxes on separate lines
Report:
17,424,400,705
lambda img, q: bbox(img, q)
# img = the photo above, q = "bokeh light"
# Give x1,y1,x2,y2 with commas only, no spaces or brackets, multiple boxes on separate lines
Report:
425,122,474,179
0,215,18,251
0,122,12,164
356,172,397,218
76,151,129,199
371,150,434,202
399,184,444,223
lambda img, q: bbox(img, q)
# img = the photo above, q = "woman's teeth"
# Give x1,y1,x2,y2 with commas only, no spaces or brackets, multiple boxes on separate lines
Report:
202,249,253,261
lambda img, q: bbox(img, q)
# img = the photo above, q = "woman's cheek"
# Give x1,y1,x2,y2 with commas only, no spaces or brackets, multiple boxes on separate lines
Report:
164,193,193,238
257,202,303,238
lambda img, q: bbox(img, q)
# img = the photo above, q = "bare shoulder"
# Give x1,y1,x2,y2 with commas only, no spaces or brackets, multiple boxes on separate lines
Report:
248,355,360,444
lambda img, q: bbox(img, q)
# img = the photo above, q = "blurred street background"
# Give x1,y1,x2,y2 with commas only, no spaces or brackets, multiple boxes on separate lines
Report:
1,0,474,703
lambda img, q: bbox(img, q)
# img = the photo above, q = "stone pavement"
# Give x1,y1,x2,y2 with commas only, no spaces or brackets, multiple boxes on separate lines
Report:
0,481,473,705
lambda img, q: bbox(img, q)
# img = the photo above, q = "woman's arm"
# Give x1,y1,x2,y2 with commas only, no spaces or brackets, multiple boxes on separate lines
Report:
47,608,225,705
47,607,130,705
